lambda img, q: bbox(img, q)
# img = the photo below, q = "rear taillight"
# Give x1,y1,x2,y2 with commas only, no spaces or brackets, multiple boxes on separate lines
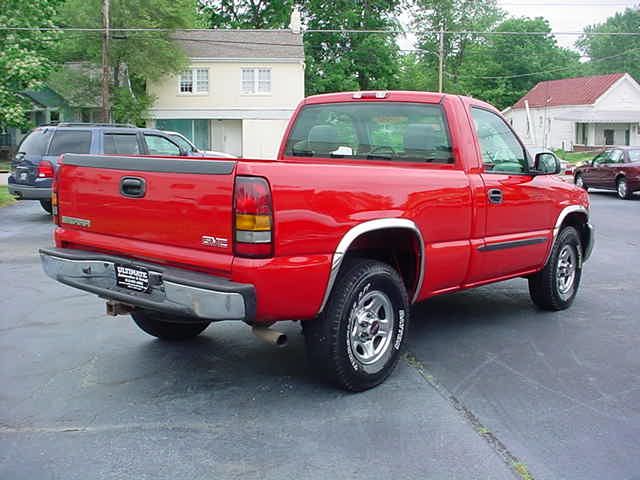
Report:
51,156,62,225
37,160,54,178
233,176,273,258
51,189,59,224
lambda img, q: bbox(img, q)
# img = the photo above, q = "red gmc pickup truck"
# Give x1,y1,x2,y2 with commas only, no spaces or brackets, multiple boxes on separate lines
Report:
40,91,594,391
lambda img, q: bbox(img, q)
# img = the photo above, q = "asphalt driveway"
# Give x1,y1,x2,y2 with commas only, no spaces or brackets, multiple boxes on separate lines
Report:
1,192,638,480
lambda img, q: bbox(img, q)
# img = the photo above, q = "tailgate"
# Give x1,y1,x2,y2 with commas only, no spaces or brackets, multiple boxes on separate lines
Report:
56,154,236,271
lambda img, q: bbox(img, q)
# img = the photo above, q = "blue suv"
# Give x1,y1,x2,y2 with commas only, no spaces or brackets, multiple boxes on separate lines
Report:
8,123,232,213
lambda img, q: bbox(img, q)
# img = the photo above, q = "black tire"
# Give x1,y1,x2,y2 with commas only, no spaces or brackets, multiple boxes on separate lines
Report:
574,173,588,191
131,310,209,340
302,259,410,392
616,177,633,200
40,199,53,214
528,226,582,311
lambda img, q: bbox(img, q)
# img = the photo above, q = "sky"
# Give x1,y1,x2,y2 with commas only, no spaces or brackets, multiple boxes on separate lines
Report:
398,0,638,51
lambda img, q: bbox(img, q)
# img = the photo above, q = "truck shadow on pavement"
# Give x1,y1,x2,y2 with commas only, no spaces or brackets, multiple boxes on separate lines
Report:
98,282,542,396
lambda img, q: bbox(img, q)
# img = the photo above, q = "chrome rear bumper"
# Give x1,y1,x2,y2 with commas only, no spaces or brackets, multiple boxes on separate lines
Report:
39,248,255,322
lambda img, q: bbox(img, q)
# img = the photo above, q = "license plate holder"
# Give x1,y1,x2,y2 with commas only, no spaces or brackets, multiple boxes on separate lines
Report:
115,264,150,292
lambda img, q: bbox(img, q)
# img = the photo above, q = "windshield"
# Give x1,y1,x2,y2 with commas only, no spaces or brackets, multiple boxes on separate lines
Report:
284,102,453,163
629,149,640,163
17,129,51,156
169,133,196,152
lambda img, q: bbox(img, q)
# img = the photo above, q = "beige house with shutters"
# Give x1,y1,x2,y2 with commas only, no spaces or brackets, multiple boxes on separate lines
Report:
147,29,305,159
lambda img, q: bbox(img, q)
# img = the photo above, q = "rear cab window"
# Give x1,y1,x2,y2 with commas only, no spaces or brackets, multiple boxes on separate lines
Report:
48,130,92,155
284,102,454,164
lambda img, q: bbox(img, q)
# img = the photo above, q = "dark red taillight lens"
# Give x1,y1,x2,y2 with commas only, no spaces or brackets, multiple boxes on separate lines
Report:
233,176,273,258
37,160,54,178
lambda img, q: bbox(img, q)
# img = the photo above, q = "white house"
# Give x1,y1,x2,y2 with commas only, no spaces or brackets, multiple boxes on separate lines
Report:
147,28,305,159
503,73,640,151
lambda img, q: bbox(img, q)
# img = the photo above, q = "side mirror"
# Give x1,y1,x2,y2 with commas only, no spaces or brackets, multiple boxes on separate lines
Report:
534,152,560,175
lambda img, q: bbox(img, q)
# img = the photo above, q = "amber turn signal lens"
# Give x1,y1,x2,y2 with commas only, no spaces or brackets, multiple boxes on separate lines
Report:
235,214,271,231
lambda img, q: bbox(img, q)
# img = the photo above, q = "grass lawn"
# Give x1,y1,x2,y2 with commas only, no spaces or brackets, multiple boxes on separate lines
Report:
553,149,598,164
0,160,11,172
0,185,16,208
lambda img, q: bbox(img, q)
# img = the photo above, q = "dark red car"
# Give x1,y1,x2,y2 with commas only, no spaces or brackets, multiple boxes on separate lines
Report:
574,147,640,200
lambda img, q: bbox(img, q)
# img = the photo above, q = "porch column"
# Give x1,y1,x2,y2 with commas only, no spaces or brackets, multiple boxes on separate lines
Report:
587,123,597,147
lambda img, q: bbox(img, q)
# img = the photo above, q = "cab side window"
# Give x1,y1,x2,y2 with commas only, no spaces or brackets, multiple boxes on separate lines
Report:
144,134,181,156
593,152,609,165
104,133,140,154
471,108,528,174
609,150,623,163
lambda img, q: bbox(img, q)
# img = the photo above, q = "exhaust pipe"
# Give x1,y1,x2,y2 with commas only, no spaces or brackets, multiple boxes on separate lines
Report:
251,325,288,347
106,300,135,316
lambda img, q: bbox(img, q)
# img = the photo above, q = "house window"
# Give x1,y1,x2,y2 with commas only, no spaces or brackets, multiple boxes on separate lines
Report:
241,68,271,94
179,68,209,94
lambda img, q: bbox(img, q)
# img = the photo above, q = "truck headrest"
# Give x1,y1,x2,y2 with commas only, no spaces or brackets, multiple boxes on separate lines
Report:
306,124,341,156
404,124,438,153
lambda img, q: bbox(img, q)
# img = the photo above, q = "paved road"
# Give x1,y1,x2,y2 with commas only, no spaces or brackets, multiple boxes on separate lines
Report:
0,192,638,480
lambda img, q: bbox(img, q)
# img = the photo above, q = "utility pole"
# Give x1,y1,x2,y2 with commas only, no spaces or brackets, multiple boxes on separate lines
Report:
100,0,110,123
438,27,444,93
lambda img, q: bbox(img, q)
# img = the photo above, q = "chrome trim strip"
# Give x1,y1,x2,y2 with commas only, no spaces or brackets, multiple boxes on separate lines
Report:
478,237,547,252
318,218,425,314
62,154,236,175
543,205,591,266
40,253,247,320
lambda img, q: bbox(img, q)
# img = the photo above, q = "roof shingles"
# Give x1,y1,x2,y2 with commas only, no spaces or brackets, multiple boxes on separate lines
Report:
512,73,626,109
171,29,304,60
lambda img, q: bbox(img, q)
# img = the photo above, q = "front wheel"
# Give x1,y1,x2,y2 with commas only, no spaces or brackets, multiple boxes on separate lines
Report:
303,259,410,392
528,226,582,311
617,177,633,200
131,310,209,340
40,199,53,214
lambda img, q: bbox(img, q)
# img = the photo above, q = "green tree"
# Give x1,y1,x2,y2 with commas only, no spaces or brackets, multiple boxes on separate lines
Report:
198,0,293,28
303,0,401,94
0,0,63,129
396,53,430,91
58,0,196,124
413,0,505,92
577,7,640,81
456,17,582,109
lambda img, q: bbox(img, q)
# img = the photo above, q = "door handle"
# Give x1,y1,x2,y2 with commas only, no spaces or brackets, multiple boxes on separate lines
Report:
488,188,503,204
120,176,146,198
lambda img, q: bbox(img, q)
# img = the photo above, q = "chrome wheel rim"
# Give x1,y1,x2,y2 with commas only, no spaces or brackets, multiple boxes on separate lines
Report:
556,245,577,299
348,290,395,373
618,180,627,198
575,176,584,188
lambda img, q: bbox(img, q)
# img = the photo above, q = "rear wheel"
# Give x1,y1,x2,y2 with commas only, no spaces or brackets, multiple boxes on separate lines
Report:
303,259,410,392
574,173,588,191
131,310,209,340
617,177,633,200
40,200,52,214
528,226,582,311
